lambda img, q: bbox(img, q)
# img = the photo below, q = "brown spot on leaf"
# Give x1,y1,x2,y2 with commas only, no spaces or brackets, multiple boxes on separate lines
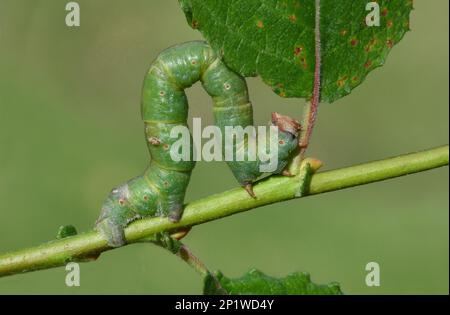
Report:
256,20,264,29
159,91,165,97
300,57,308,69
386,39,394,48
340,29,348,36
364,60,373,69
294,45,303,56
163,144,170,150
337,76,348,88
381,8,389,16
387,20,393,28
350,38,359,47
365,38,378,52
288,14,297,23
191,20,199,29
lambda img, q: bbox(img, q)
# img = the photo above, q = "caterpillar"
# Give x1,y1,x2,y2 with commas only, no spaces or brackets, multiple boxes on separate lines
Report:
96,41,301,247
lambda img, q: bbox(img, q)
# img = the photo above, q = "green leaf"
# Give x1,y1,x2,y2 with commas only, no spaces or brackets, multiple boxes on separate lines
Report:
179,0,413,103
204,269,343,295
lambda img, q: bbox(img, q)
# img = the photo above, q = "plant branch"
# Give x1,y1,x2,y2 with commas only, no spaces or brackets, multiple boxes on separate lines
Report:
299,0,322,156
0,145,448,278
148,233,211,277
175,245,210,278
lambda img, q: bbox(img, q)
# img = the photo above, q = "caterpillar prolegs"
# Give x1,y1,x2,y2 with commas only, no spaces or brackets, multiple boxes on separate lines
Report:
96,41,301,247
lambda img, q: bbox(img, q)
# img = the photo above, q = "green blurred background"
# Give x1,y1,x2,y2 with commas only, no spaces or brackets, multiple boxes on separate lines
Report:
0,0,448,294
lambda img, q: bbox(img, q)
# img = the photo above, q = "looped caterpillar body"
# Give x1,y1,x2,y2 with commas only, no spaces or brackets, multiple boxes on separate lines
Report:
96,41,301,247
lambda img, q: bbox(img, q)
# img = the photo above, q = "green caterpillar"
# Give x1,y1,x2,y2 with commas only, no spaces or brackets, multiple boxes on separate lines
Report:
96,41,301,247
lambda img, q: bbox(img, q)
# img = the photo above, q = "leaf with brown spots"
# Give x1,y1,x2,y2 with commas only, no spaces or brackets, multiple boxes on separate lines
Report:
179,0,413,103
204,269,343,295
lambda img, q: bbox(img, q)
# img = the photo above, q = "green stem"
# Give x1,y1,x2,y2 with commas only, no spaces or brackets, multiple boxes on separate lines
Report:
149,234,211,277
298,0,322,156
151,236,223,290
175,245,210,278
0,145,448,278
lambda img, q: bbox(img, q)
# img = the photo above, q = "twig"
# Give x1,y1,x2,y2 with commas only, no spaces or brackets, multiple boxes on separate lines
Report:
0,145,448,277
299,0,322,154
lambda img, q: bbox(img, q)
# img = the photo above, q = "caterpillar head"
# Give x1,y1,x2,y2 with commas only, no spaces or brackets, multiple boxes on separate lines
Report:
95,184,133,247
271,112,301,138
268,112,302,174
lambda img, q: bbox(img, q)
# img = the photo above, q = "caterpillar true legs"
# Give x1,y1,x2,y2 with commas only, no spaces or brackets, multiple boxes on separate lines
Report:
96,41,301,247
